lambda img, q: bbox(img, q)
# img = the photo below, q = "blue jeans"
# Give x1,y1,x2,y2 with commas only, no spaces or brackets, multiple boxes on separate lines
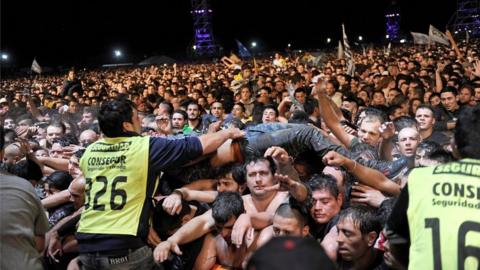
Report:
245,123,347,158
78,246,161,270
244,123,409,179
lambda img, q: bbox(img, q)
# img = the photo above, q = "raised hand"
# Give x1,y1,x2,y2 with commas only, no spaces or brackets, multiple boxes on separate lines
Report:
264,146,291,166
379,121,396,140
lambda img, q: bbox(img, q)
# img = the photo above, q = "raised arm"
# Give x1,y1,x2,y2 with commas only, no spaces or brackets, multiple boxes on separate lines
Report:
36,156,69,172
42,190,71,209
379,122,395,161
317,86,355,148
198,127,244,155
153,210,215,263
435,62,445,93
446,30,463,61
162,188,218,215
323,151,401,196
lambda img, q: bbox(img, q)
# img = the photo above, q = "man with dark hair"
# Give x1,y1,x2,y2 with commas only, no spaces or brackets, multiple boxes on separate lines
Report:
46,121,66,147
62,69,83,98
387,106,480,269
210,101,225,121
79,107,97,130
435,86,463,131
261,104,279,124
76,98,244,269
336,205,383,270
186,101,203,134
458,84,475,106
0,126,50,270
307,174,342,240
171,109,190,135
193,192,247,270
255,201,311,247
415,104,450,147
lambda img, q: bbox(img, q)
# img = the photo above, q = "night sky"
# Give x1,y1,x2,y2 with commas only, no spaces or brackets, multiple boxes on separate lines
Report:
1,0,456,67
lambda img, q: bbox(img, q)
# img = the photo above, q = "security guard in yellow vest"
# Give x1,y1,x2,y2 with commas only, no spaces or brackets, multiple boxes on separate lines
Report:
76,99,244,270
387,106,480,270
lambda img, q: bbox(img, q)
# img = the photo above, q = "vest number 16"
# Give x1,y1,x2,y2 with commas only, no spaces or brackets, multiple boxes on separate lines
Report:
425,218,480,269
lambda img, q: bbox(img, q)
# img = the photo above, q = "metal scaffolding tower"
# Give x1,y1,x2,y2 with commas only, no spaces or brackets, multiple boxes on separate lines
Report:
191,0,217,57
448,0,480,37
385,1,401,41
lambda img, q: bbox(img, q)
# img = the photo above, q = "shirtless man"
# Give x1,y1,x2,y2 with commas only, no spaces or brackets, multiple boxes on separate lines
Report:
153,153,309,265
193,192,251,270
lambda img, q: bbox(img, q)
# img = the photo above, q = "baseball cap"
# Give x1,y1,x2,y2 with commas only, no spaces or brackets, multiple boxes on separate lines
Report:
0,98,8,104
246,236,336,270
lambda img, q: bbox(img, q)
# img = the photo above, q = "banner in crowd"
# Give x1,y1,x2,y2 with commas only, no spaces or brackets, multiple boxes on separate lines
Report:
31,58,42,74
386,42,391,56
342,24,355,76
235,39,252,58
337,40,343,60
429,25,450,46
411,32,430,45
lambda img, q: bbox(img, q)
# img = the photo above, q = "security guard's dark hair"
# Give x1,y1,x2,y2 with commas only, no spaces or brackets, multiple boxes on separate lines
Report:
98,99,136,137
455,106,480,159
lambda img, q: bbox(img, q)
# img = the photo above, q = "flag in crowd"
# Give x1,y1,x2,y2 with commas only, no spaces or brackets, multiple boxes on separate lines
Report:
386,42,391,56
341,24,355,76
31,58,42,74
429,25,450,46
235,39,252,58
337,40,343,60
410,32,430,45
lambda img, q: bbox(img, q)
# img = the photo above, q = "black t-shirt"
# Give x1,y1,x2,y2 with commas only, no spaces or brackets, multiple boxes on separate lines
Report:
309,215,339,241
423,131,451,147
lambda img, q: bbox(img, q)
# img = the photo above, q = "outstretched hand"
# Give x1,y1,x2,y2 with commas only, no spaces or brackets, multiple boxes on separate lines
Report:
264,173,296,192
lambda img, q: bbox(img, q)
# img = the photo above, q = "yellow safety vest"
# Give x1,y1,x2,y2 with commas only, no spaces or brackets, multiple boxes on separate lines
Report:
77,136,152,236
407,158,480,270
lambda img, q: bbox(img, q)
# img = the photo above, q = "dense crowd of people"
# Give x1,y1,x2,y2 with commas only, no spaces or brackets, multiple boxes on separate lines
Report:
1,39,480,270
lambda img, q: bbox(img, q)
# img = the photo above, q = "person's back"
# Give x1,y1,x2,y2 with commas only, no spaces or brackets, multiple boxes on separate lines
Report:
0,173,49,270
388,105,480,270
406,159,480,269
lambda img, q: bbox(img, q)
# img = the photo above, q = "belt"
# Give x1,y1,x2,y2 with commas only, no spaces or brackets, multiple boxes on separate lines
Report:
87,246,142,257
